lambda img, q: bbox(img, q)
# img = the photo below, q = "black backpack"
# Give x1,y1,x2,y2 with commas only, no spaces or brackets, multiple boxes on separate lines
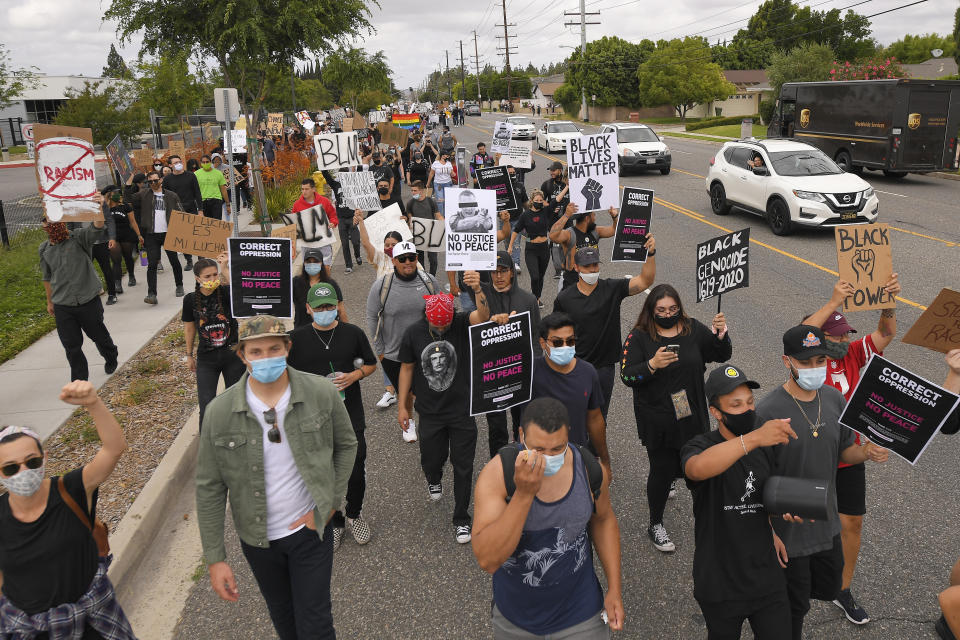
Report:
498,442,604,511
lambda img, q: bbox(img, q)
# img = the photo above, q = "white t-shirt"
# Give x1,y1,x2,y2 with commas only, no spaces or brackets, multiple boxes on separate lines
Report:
431,160,453,185
374,251,392,278
153,193,168,233
245,382,316,541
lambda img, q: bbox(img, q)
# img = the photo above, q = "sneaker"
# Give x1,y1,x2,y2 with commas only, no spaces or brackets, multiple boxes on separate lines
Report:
185,260,194,269
347,516,372,545
115,282,123,294
428,483,442,501
648,524,675,552
537,299,544,309
455,525,472,544
403,422,418,443
833,588,870,625
514,263,521,274
344,267,353,274
356,256,362,265
376,391,397,408
144,295,158,305
332,526,344,551
175,285,185,297
106,295,118,305
158,263,164,272
104,360,118,375
668,480,677,499
128,275,136,287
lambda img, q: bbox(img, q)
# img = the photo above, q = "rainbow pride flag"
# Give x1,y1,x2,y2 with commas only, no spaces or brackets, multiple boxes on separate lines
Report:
392,113,420,130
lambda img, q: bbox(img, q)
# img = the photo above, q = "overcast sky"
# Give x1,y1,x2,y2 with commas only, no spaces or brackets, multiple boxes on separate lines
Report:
2,0,952,89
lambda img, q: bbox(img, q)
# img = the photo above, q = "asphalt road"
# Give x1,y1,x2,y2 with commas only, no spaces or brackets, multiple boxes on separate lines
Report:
174,113,959,640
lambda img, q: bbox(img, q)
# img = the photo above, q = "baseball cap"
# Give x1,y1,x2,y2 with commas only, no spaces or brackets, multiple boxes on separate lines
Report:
782,324,832,359
821,312,856,336
238,315,287,341
549,161,564,171
574,246,600,266
307,283,339,308
496,250,514,270
302,247,325,263
131,173,146,184
705,364,760,402
393,240,417,257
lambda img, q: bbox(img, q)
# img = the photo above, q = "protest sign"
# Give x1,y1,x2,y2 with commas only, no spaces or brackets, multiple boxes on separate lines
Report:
313,132,360,170
361,203,412,246
228,129,247,153
270,224,299,259
168,140,186,158
902,288,960,354
497,140,533,169
330,108,346,125
611,187,654,263
566,132,619,213
338,172,380,210
835,223,894,312
342,116,366,131
491,121,513,155
228,237,293,318
696,228,750,304
294,110,315,131
410,217,445,252
445,187,497,271
280,205,337,248
33,124,102,222
267,113,284,136
368,111,388,124
839,355,960,465
469,311,534,415
163,211,234,259
105,134,135,184
475,165,520,215
376,123,410,147
132,148,153,168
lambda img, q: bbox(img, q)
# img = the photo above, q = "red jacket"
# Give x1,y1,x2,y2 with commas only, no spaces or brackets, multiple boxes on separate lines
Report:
292,195,338,227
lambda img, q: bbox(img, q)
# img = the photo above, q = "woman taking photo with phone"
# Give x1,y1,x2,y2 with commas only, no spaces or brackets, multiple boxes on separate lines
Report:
619,284,731,554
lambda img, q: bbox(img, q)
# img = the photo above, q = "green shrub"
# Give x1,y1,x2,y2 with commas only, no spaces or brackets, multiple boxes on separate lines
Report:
759,100,776,126
686,114,760,131
253,181,303,224
553,84,582,119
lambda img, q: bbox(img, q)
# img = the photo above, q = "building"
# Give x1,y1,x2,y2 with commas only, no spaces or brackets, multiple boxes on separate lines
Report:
685,70,771,119
902,57,958,79
529,73,565,109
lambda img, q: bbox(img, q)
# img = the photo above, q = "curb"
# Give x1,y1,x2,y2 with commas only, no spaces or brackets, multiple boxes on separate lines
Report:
932,172,960,182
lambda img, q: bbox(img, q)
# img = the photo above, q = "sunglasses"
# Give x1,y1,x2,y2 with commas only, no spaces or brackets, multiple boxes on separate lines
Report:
395,255,416,263
1,456,43,478
148,179,161,185
264,408,281,444
547,337,577,347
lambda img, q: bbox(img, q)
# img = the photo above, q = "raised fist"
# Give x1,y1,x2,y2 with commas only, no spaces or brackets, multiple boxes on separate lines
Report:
581,178,603,211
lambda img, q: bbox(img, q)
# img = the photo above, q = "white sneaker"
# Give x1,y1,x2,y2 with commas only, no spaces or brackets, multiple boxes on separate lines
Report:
376,391,397,408
403,420,417,442
455,525,472,544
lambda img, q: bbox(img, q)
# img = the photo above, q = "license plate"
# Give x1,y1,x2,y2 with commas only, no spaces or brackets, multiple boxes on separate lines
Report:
840,212,857,221
645,158,656,164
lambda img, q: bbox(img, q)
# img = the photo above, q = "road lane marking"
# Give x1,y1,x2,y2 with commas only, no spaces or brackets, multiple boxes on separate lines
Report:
875,190,908,198
672,168,705,179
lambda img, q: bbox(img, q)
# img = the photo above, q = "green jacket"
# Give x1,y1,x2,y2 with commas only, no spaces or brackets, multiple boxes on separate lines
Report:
195,367,358,564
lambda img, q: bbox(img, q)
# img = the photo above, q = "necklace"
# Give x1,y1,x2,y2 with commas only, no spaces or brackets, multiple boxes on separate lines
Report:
790,389,823,437
312,324,337,350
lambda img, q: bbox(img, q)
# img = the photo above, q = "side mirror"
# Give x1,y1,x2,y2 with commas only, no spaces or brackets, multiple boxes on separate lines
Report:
752,166,768,176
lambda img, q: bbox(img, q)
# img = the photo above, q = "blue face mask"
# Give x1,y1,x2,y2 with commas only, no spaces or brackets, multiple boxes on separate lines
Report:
304,263,323,276
792,360,827,391
313,309,338,326
522,441,568,476
548,345,576,366
249,356,287,383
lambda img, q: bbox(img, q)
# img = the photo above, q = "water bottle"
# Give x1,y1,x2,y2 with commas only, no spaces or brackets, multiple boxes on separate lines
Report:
139,250,148,266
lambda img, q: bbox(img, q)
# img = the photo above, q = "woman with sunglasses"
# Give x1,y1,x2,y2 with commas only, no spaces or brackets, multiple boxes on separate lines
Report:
619,283,731,555
0,381,134,639
354,211,404,279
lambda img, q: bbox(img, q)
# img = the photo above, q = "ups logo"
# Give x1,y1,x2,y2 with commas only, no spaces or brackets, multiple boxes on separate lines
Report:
907,113,921,130
799,108,810,128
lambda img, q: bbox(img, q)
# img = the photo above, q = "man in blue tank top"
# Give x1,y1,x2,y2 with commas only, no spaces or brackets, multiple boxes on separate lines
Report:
471,397,624,638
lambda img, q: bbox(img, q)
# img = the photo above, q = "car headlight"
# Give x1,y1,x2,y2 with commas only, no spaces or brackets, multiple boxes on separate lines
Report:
623,149,635,156
862,186,874,199
792,190,826,202
662,147,671,156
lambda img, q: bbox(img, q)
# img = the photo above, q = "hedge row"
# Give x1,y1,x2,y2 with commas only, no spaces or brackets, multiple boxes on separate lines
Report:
686,114,760,131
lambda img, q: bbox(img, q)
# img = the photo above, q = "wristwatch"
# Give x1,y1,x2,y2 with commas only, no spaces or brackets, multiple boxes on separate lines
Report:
647,249,657,256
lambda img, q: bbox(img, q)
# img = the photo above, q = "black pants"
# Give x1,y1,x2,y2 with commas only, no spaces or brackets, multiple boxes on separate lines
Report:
784,534,844,640
196,348,245,429
332,402,368,525
240,524,336,640
339,220,362,268
418,416,477,526
417,250,439,276
524,242,549,299
54,297,118,381
697,591,791,640
381,358,402,392
202,198,223,220
595,363,615,420
90,243,115,296
646,445,682,527
109,237,137,285
485,405,522,458
143,232,183,296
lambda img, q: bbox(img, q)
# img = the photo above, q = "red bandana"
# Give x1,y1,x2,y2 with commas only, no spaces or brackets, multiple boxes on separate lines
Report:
424,293,455,327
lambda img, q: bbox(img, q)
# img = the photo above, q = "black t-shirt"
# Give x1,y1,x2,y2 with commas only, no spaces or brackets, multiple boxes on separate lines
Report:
371,164,393,187
681,431,786,603
530,357,603,447
182,286,239,353
540,177,569,218
398,312,472,422
292,275,344,328
513,207,552,240
287,321,377,418
407,161,429,184
0,469,99,615
367,196,405,217
108,203,133,228
391,165,403,201
553,278,631,368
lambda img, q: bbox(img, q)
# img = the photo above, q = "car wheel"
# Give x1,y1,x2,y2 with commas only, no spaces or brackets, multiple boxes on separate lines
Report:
709,182,731,215
834,150,862,174
766,198,792,236
883,170,907,178
660,165,671,175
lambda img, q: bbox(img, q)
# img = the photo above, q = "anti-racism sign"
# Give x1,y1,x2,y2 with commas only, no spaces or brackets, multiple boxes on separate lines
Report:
497,140,533,169
361,203,412,247
338,171,380,210
491,121,513,155
475,165,520,215
410,217,446,252
469,311,534,416
33,124,101,222
105,134,135,184
313,132,360,170
280,205,337,248
696,228,750,303
566,132,619,213
839,355,960,465
902,288,960,354
445,187,497,272
163,211,234,259
228,237,293,318
835,223,895,312
267,113,284,136
611,187,653,263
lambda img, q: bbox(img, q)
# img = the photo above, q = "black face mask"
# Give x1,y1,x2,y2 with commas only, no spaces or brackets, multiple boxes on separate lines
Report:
823,339,850,361
378,187,390,195
586,222,597,233
654,312,681,329
719,409,757,436
531,202,543,210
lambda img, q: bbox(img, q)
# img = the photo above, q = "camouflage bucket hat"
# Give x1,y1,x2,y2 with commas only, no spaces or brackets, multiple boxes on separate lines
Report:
238,315,286,341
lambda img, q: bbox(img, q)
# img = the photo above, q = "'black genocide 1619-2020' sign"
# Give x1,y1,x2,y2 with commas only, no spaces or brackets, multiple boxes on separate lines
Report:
696,228,750,303
228,237,293,318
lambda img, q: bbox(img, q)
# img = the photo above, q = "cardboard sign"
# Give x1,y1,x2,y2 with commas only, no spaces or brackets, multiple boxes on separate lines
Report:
491,121,513,155
162,211,234,258
902,288,960,353
475,165,520,215
835,224,895,311
228,237,293,318
337,172,380,210
839,355,960,465
313,132,360,170
105,135,135,184
133,148,154,168
696,228,750,303
469,311,534,415
267,113,284,136
567,132,619,213
228,129,247,153
270,223,299,259
368,110,388,124
410,217,446,252
280,205,337,248
445,187,497,271
497,140,533,169
342,116,366,131
376,123,410,147
611,187,654,263
361,203,412,246
168,140,186,158
33,124,101,222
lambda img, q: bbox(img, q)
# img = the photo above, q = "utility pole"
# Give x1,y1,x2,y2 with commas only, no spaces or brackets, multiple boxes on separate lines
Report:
458,40,467,102
564,0,600,121
496,0,518,109
472,31,483,105
445,49,452,102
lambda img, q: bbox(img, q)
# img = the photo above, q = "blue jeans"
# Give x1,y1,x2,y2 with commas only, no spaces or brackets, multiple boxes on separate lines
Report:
460,291,476,312
435,182,450,206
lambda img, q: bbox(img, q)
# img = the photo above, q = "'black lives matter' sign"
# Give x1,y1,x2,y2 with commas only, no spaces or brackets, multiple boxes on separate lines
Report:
228,237,293,318
696,228,750,303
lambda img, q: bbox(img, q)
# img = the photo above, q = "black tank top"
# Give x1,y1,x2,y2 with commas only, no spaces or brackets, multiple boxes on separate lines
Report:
562,225,599,286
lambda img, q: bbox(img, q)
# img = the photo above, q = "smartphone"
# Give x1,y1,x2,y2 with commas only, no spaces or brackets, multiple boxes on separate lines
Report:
666,344,680,355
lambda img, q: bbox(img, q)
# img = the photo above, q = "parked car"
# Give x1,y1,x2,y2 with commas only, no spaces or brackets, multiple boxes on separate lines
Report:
465,104,481,116
598,123,671,175
506,116,536,139
536,121,582,152
705,138,880,236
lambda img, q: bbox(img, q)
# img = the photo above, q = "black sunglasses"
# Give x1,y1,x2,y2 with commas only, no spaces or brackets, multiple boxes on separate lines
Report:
395,255,416,264
148,179,161,184
264,408,281,444
1,456,43,478
547,337,577,347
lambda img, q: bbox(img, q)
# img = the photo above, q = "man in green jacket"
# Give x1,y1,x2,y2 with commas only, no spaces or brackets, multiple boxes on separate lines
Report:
196,315,357,640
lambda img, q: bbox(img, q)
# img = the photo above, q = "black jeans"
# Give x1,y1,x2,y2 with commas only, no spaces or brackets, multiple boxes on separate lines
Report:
339,220,362,268
332,404,368,526
646,445,682,527
91,243,115,296
143,232,183,296
381,358,402,392
54,297,118,381
196,348,245,429
202,198,223,220
240,524,336,640
109,237,137,285
784,534,844,640
418,416,477,526
595,363,615,420
417,250,439,276
485,405,522,458
524,242,550,299
697,591,791,640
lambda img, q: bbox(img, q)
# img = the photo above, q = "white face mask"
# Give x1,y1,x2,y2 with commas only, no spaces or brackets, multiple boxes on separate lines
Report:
173,163,184,172
0,462,45,497
579,271,600,285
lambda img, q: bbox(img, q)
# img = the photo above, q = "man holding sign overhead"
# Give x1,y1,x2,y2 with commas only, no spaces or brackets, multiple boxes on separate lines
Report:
291,178,338,272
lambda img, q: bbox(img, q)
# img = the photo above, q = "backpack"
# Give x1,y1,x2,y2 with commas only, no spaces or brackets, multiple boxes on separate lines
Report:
57,477,110,557
498,442,604,511
373,270,437,343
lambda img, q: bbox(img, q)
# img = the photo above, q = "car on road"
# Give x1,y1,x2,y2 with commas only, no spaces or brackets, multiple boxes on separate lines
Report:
465,104,481,116
705,138,880,236
506,116,536,140
599,123,671,175
536,121,583,152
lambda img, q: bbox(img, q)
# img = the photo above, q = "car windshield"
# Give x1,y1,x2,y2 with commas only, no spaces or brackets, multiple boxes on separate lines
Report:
548,123,579,133
768,150,842,176
616,128,658,143
508,118,534,126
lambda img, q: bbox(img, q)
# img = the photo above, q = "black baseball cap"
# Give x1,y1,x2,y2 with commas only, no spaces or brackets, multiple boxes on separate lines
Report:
495,250,514,270
782,324,833,359
705,364,760,402
574,246,600,266
549,161,563,171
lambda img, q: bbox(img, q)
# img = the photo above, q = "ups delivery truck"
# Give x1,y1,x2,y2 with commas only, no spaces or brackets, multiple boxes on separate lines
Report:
767,79,960,177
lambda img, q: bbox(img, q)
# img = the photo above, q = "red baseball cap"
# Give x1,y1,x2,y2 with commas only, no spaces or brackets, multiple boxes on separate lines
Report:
821,312,856,336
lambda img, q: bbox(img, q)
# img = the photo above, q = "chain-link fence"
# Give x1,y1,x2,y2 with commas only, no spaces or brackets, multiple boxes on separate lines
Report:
0,193,46,251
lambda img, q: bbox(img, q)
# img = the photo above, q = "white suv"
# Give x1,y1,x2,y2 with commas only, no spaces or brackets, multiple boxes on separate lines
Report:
705,139,879,236
506,116,536,139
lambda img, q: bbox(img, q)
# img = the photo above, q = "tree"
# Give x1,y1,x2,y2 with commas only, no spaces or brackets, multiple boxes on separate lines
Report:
293,78,332,111
884,33,957,64
355,89,393,113
766,42,835,95
955,6,960,66
552,84,581,117
102,44,130,78
831,56,906,80
565,36,654,107
0,43,37,110
54,81,148,146
319,47,392,107
637,38,736,120
135,52,206,131
712,38,777,70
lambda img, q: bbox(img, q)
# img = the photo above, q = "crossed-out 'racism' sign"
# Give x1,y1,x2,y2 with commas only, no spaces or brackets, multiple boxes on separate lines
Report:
34,124,102,222
696,228,750,303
